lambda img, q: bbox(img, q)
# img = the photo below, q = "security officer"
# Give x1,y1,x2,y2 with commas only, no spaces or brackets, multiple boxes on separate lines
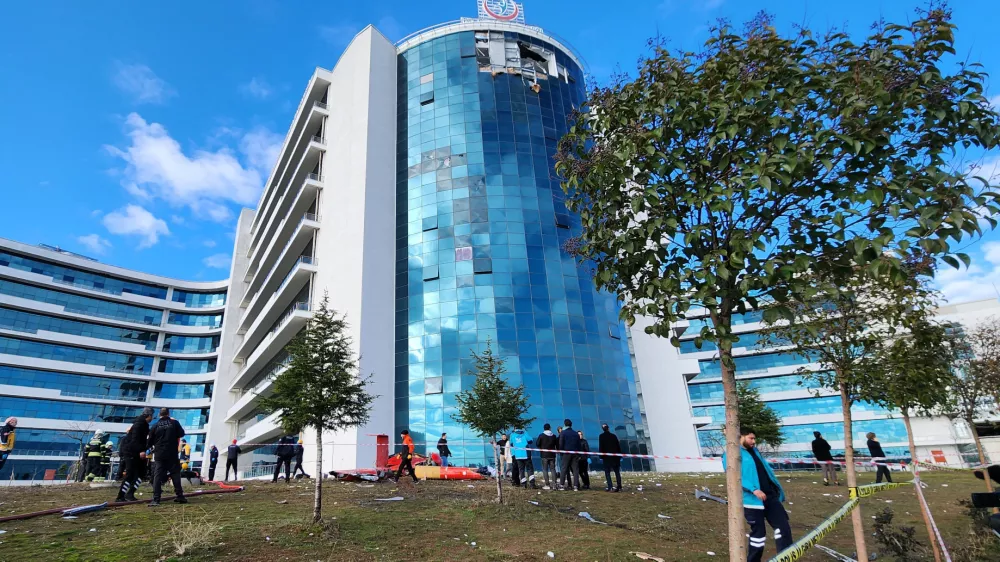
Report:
85,430,106,481
146,408,187,507
207,444,219,481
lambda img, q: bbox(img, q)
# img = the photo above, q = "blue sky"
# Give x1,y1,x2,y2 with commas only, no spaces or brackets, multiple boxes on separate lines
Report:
1,0,998,299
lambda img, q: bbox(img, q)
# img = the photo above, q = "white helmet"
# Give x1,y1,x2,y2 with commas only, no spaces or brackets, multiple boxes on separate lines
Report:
95,429,106,438
4,417,16,427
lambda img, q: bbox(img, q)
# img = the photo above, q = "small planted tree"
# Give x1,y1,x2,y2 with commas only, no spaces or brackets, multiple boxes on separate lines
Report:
736,383,784,452
452,340,534,504
947,318,1000,494
259,293,376,523
555,8,1000,558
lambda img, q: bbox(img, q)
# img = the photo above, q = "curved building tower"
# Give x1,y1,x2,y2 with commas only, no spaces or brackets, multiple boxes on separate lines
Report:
209,11,648,474
393,21,646,468
0,239,225,482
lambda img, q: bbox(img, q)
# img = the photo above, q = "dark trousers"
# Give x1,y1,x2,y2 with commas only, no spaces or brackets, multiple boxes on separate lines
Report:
0,452,8,472
118,453,143,500
294,459,307,476
85,456,102,477
225,458,238,480
540,458,557,487
273,457,291,482
396,453,418,482
515,458,535,487
208,461,217,481
510,456,520,485
153,459,184,501
875,464,892,483
745,498,793,562
578,457,590,488
560,453,580,489
604,458,622,490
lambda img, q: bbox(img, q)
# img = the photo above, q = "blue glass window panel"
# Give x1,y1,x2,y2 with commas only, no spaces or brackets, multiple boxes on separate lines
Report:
171,290,226,308
168,312,223,328
697,351,819,377
0,335,153,373
154,382,214,400
158,358,217,374
0,250,167,299
4,396,208,428
693,396,889,425
679,331,764,353
0,365,148,400
162,334,220,354
688,374,819,404
0,279,162,325
0,307,158,349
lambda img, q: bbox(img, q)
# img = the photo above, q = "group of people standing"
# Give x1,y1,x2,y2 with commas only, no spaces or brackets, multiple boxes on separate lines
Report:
115,407,189,506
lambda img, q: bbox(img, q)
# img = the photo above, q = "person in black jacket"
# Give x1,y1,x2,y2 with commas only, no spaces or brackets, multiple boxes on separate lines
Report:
293,439,309,478
867,432,892,483
811,431,838,486
146,408,187,506
116,407,153,502
207,444,219,481
577,430,591,490
598,424,622,492
437,433,452,468
226,440,241,481
558,419,581,491
536,424,559,489
273,435,296,483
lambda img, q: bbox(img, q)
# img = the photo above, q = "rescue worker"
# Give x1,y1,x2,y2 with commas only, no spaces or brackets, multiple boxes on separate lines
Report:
395,429,418,483
207,444,219,481
116,407,153,502
293,439,309,478
100,441,114,479
179,439,191,468
0,417,17,471
225,439,241,481
146,408,187,506
273,435,295,483
85,430,106,481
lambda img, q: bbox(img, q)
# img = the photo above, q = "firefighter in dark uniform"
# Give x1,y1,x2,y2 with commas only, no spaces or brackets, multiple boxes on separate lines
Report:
100,441,114,479
85,430,106,481
116,407,153,502
146,408,187,506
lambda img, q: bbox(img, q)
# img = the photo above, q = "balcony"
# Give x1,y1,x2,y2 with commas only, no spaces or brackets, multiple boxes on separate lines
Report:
236,253,318,340
238,410,282,445
241,203,321,304
225,362,288,422
248,102,328,260
230,303,311,390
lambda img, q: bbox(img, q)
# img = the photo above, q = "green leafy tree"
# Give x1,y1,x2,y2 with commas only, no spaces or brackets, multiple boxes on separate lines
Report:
735,383,783,451
259,293,376,523
555,7,1000,559
452,340,534,504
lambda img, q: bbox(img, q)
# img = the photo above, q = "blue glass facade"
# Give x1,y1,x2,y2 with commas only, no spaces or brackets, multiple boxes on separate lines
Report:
394,29,645,469
168,311,223,328
0,365,148,399
162,334,220,354
0,335,154,373
158,358,217,374
171,289,226,308
0,278,163,325
0,306,158,349
154,382,214,400
0,250,168,299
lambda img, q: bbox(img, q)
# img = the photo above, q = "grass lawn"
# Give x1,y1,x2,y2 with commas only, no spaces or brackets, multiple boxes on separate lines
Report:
0,470,994,561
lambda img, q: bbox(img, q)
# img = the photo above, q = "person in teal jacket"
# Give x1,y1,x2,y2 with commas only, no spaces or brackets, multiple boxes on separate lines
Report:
722,427,793,562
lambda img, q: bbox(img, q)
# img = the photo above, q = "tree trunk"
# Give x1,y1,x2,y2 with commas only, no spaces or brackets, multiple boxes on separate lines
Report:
314,427,323,524
969,416,996,516
713,310,746,562
494,439,504,504
903,409,941,562
840,381,868,562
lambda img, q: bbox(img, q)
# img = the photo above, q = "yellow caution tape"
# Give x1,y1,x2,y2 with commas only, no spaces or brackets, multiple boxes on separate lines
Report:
769,482,909,562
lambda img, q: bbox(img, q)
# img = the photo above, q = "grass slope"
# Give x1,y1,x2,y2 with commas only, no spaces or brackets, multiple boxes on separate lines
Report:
0,471,991,561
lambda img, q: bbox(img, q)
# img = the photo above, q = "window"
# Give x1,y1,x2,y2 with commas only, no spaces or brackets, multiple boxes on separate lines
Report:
171,290,226,308
0,278,162,325
0,250,167,298
425,376,443,394
455,247,473,261
0,335,154,373
0,306,158,349
423,265,440,281
168,312,223,328
420,73,434,84
420,91,434,105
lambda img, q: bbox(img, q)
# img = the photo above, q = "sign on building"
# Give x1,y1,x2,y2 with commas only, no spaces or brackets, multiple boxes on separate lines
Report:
478,0,526,24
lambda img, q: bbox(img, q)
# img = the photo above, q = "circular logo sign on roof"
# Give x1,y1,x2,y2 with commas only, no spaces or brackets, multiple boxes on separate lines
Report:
481,0,520,21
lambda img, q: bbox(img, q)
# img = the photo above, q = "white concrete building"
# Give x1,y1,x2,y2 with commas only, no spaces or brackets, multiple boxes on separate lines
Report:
0,238,226,482
632,298,1000,471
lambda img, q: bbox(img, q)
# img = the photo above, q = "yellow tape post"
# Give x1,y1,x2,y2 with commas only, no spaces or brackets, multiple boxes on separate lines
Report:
768,482,909,562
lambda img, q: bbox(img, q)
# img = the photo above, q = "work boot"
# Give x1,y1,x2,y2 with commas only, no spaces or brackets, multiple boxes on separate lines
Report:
148,500,161,507
173,496,189,504
124,494,137,502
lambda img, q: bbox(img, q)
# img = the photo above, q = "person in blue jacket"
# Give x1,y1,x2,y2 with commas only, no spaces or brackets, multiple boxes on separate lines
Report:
723,427,793,562
509,429,537,489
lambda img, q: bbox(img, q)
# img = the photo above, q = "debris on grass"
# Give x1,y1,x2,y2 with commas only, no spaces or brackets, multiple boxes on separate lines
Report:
547,552,555,558
631,552,665,562
657,514,671,519
374,497,405,502
578,512,607,525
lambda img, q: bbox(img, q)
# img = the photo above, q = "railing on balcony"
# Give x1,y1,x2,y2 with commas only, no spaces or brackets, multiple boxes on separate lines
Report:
59,390,148,402
311,135,325,145
313,100,327,110
238,359,290,398
306,172,323,182
277,256,318,293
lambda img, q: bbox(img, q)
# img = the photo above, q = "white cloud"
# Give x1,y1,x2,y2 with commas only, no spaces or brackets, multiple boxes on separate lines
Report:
112,62,175,104
240,127,284,174
170,214,186,225
202,253,232,269
76,234,112,255
102,204,170,249
203,240,217,248
989,95,1000,111
240,77,273,100
106,113,280,222
935,242,1000,303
